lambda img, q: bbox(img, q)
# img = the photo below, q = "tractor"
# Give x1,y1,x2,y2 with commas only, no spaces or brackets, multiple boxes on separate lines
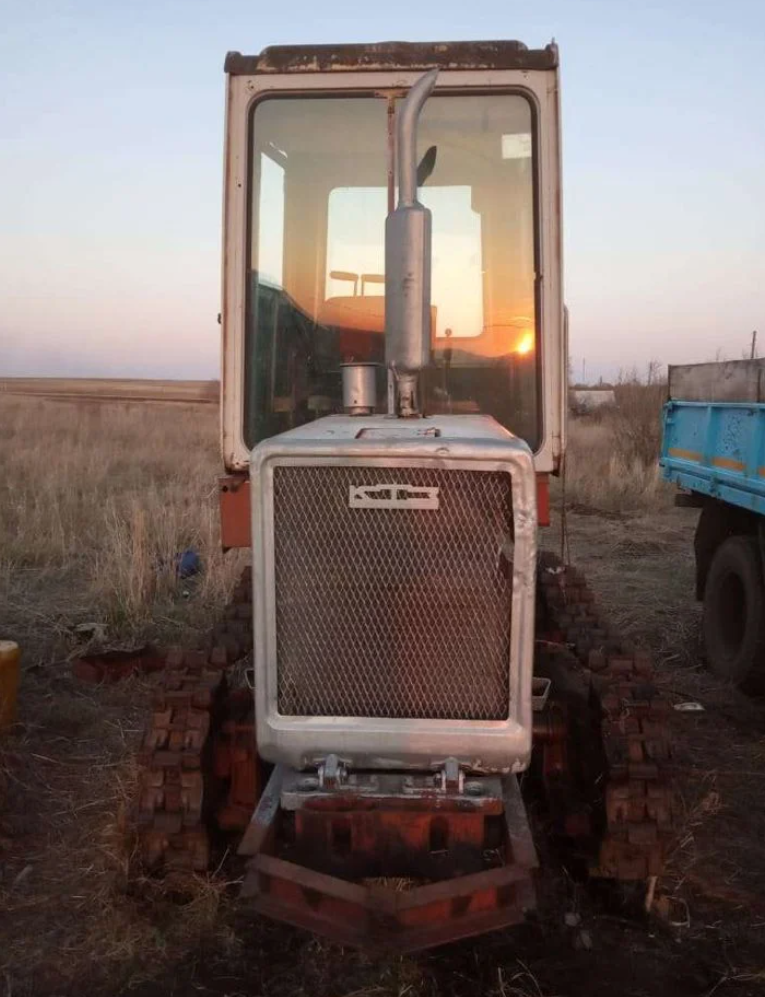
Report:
137,40,676,952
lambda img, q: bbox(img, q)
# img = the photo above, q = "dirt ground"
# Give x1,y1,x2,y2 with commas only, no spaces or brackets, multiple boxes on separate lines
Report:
3,405,765,995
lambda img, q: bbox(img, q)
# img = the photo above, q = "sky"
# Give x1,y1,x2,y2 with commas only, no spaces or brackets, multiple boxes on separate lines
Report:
1,0,764,383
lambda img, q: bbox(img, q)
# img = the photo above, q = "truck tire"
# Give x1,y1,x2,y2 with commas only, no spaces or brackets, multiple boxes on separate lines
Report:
702,535,765,692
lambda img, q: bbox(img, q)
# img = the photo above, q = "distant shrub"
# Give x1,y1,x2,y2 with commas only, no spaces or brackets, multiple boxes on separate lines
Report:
611,381,666,467
562,416,671,514
562,371,670,514
568,388,617,419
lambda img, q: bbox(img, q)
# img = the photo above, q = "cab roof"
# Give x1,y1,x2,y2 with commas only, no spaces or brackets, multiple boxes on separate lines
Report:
224,40,558,75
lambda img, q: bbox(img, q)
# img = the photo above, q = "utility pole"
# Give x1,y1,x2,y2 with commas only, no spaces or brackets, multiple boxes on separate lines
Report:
581,358,586,384
751,330,758,360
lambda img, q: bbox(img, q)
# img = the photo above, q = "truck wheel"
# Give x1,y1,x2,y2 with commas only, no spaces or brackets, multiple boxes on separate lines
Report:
703,535,765,692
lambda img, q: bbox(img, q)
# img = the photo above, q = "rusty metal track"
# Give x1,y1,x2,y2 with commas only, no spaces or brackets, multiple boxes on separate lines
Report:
208,567,253,661
537,553,678,881
136,571,254,873
137,651,226,872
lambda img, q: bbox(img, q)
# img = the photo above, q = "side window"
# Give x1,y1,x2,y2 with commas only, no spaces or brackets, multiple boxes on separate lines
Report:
256,154,285,287
322,186,389,367
245,96,389,446
325,187,387,300
420,186,483,340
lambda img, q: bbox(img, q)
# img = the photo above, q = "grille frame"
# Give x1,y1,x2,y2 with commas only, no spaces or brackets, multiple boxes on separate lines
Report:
250,422,537,774
273,464,514,721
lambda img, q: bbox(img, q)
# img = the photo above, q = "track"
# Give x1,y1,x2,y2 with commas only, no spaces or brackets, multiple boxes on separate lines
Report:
136,571,253,872
538,553,678,880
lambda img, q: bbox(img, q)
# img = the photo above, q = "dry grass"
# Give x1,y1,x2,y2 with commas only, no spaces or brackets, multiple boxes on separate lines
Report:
0,377,218,404
561,419,671,514
0,395,240,641
562,384,671,515
611,382,666,468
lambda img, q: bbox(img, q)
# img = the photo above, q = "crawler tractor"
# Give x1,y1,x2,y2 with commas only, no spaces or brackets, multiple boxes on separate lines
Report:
137,40,676,951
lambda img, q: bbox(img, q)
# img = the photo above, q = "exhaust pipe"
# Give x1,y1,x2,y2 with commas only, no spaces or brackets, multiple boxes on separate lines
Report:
385,68,439,417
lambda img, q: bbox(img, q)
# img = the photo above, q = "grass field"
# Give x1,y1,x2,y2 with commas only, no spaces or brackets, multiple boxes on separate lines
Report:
2,393,765,996
0,377,219,404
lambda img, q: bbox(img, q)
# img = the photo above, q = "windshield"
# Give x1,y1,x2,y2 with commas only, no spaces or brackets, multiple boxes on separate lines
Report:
245,91,538,447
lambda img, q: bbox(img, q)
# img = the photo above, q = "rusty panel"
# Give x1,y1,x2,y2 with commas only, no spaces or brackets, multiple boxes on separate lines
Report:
293,809,495,879
225,41,558,76
245,852,534,953
239,772,538,952
219,474,251,549
390,893,533,952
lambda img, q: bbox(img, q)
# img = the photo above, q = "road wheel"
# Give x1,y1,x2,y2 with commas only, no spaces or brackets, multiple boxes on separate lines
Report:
703,535,765,693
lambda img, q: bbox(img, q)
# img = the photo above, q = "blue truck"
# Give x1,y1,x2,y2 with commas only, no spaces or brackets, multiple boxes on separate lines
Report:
660,359,765,691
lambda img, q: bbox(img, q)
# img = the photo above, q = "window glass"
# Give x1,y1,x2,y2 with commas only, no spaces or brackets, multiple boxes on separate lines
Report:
246,97,387,443
418,95,537,443
257,154,285,287
245,92,538,448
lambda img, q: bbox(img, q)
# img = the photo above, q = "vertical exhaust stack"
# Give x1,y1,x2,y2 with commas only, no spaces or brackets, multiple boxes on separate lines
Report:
385,68,439,417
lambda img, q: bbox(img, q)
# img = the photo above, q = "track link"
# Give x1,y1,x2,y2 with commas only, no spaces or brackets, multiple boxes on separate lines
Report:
137,651,226,871
538,553,678,881
208,566,253,662
136,570,253,873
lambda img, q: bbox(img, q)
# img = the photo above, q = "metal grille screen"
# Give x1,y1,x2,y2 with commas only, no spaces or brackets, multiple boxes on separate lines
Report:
272,464,513,720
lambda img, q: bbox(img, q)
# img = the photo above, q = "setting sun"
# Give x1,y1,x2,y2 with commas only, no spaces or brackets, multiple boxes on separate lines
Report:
516,331,535,355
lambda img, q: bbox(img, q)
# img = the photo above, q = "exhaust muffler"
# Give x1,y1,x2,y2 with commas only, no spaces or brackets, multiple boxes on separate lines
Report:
384,68,439,417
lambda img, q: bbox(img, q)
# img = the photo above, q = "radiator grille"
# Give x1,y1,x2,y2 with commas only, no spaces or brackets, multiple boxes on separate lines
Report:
272,464,513,720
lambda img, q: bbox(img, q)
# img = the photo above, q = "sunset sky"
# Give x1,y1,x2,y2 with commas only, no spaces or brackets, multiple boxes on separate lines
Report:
2,0,763,383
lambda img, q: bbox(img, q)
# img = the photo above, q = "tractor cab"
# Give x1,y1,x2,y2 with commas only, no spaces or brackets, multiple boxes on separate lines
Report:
220,41,565,479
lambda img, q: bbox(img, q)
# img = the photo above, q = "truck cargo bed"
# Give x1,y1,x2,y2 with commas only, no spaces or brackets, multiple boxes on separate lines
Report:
660,391,765,515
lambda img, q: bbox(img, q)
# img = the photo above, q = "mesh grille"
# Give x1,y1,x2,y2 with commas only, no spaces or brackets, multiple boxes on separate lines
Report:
272,464,513,720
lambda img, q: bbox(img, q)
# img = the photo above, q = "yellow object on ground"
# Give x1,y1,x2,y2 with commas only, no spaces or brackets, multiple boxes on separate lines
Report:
0,640,20,731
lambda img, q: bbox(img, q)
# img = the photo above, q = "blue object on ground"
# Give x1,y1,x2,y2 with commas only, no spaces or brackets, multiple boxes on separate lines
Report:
176,549,202,579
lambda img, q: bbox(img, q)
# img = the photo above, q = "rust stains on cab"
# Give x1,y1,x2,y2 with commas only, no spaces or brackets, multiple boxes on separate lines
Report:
224,40,558,76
